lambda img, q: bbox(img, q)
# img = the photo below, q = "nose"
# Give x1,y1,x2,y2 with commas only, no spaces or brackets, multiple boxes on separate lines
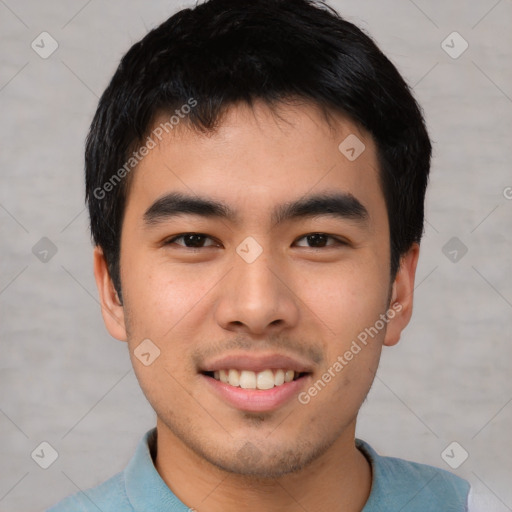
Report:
214,247,300,336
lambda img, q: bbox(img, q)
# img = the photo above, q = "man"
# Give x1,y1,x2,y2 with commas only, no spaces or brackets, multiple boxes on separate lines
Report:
49,0,472,510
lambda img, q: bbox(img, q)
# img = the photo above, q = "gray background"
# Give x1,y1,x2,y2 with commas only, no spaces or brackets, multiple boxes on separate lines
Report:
1,0,511,510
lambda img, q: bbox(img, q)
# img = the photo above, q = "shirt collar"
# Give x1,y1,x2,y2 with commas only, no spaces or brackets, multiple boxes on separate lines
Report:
124,428,190,512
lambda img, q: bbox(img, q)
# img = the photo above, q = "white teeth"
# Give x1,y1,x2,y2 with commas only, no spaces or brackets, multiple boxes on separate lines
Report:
228,369,240,387
256,369,275,390
212,369,299,389
239,370,257,389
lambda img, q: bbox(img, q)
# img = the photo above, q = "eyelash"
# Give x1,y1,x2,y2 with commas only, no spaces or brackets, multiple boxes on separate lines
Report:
164,233,347,249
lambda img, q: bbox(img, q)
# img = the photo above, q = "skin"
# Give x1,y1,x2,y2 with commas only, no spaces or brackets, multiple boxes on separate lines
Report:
94,100,419,512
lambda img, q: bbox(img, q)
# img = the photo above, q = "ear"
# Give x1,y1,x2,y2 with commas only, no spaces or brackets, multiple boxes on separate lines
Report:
93,246,127,342
383,243,420,347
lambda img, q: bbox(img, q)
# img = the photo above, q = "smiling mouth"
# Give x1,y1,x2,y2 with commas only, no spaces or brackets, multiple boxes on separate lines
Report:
202,369,310,390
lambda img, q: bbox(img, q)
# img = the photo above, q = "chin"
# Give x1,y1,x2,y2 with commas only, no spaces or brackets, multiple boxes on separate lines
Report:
190,434,337,479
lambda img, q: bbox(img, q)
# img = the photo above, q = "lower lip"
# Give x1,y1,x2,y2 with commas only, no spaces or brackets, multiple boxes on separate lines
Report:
201,374,310,412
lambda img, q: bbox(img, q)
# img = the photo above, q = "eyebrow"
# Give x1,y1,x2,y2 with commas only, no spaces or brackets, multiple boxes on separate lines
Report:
143,191,369,228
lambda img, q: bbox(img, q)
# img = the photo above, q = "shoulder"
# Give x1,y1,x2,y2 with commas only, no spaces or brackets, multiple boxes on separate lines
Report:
357,439,470,511
46,471,133,512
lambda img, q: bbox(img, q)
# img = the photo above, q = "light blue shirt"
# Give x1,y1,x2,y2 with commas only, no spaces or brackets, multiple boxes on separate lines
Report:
48,428,470,511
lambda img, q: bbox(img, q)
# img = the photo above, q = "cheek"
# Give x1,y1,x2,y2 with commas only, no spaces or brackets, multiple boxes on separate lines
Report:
122,261,204,406
296,256,390,339
122,256,217,340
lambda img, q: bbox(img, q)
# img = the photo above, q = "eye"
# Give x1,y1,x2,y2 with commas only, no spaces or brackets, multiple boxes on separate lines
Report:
294,233,346,248
164,233,220,249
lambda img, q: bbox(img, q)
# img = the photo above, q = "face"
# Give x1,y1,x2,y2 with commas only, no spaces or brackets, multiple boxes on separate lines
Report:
95,100,418,478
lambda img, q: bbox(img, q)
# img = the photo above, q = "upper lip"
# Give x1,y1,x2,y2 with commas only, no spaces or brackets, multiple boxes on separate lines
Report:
200,353,315,374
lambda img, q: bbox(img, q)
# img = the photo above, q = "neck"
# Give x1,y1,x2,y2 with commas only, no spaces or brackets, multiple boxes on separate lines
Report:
154,419,372,512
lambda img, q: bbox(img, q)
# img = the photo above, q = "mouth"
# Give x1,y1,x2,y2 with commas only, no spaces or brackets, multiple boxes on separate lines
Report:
201,368,309,390
199,353,314,412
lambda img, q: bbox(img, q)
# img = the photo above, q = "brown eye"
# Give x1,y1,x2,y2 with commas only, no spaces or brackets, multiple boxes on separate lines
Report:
165,233,219,248
294,233,345,248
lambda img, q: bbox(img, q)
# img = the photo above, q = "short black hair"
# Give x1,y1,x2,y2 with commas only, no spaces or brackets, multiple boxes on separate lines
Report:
85,0,431,299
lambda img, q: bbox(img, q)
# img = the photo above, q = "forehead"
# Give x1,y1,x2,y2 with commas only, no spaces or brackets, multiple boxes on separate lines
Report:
124,100,386,229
